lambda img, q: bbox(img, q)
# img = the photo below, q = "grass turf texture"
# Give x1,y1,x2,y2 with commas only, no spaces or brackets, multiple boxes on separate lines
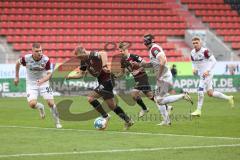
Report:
0,93,239,160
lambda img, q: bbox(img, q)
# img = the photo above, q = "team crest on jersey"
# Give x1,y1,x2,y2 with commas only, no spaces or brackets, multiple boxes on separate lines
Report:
153,50,159,55
198,54,203,59
41,63,45,68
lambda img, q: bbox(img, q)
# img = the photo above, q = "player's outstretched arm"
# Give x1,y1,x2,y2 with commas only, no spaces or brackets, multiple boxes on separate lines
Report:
37,71,52,86
191,55,198,75
139,60,153,68
14,60,21,86
66,71,86,79
203,55,217,78
115,68,125,78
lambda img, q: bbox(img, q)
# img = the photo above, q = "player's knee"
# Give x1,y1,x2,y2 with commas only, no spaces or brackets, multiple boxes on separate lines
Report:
132,95,140,101
131,92,137,98
87,96,96,103
47,101,54,107
207,91,213,97
29,101,37,109
198,91,204,98
107,100,116,109
155,96,164,105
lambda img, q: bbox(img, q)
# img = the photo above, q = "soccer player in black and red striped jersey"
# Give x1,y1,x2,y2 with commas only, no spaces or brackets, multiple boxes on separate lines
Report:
67,46,134,130
116,42,156,118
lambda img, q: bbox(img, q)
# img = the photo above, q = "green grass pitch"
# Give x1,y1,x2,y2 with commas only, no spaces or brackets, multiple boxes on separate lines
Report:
0,93,239,160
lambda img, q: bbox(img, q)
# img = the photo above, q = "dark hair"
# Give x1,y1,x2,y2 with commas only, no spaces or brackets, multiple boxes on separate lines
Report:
143,34,154,45
144,34,154,40
32,42,41,48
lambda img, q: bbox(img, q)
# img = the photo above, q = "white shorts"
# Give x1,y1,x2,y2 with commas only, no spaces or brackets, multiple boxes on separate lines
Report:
26,84,54,102
198,75,213,92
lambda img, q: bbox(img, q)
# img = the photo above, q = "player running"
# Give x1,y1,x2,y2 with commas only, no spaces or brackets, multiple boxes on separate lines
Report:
138,34,193,126
14,43,62,128
67,46,134,130
117,42,172,118
190,36,234,117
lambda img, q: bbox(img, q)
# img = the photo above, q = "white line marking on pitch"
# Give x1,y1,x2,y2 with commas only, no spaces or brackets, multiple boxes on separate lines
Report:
0,144,240,158
0,125,240,140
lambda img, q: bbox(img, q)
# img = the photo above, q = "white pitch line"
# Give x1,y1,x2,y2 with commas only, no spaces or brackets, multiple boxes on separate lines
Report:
0,125,240,140
0,144,240,158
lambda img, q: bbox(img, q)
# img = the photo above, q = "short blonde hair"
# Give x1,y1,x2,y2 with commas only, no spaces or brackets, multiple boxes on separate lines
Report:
192,36,201,41
74,45,85,56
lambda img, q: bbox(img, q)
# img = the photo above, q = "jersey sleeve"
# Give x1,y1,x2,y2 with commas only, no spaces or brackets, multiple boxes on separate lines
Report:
19,56,26,66
45,59,51,71
150,47,161,58
203,49,212,59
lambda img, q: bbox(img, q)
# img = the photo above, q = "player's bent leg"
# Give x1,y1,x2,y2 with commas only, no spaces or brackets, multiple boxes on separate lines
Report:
155,80,193,105
156,94,185,105
191,89,204,117
46,99,62,129
145,91,155,102
28,99,45,119
156,104,171,126
27,88,40,109
87,91,109,119
105,98,134,130
208,90,234,108
28,100,37,109
131,90,149,118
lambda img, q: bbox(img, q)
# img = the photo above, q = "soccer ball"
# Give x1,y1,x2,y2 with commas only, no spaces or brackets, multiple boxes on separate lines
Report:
94,117,107,130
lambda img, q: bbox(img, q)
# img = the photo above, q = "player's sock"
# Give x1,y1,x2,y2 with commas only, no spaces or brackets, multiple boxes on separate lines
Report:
35,102,44,109
212,91,230,100
35,102,45,119
160,94,184,104
157,104,170,123
197,91,204,110
135,96,147,110
113,106,131,122
90,100,108,118
50,104,60,124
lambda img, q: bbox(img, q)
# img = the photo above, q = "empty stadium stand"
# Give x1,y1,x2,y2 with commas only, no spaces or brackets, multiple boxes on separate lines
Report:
0,0,188,63
181,0,240,50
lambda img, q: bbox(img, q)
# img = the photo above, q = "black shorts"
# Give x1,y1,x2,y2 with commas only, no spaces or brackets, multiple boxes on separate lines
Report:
94,80,114,100
134,74,152,94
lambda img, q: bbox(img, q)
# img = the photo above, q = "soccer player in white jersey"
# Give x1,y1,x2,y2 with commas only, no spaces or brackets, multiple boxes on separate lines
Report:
190,36,234,116
138,34,193,125
14,43,62,128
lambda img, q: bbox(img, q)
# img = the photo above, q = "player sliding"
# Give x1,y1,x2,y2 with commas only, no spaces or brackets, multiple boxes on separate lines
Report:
190,36,234,117
136,34,193,126
67,46,134,130
14,43,62,128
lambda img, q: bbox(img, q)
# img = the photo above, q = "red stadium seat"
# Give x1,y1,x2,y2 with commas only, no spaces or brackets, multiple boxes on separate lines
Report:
0,0,188,61
182,0,240,50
